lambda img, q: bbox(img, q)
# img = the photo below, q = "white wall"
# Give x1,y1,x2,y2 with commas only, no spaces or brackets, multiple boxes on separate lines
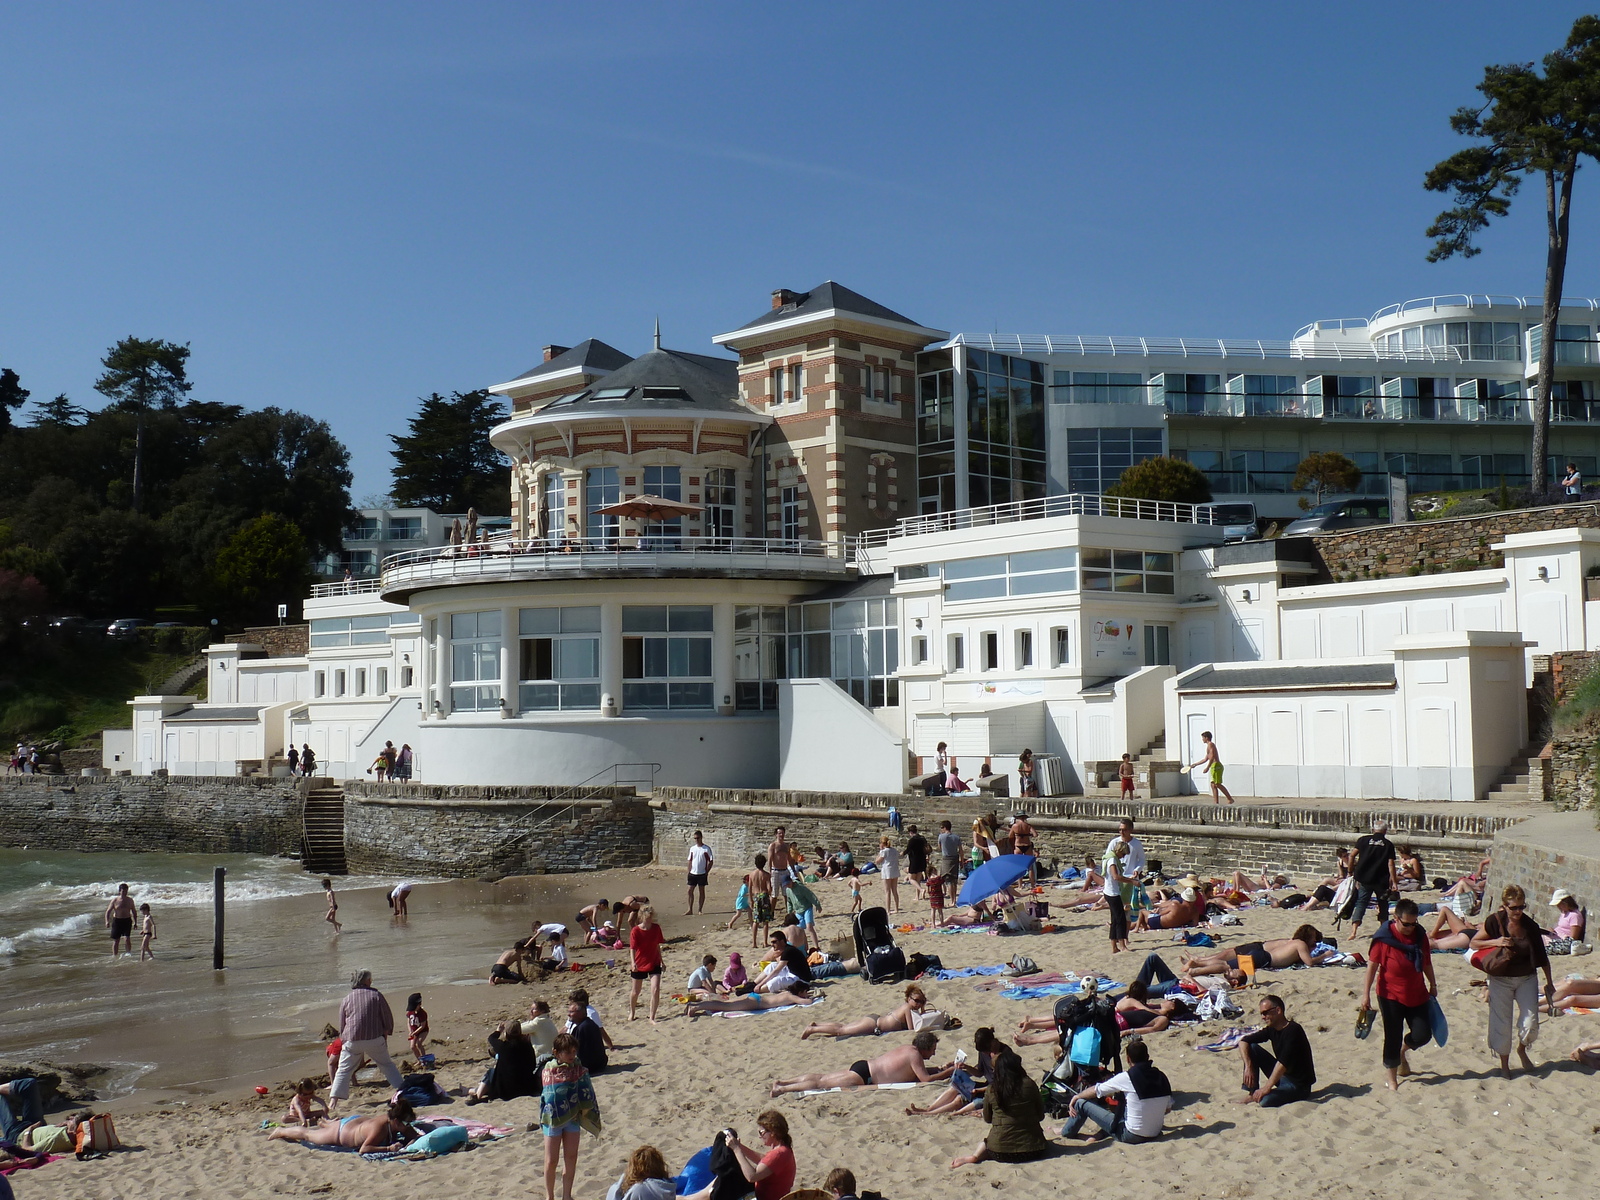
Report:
102,728,134,771
779,678,905,793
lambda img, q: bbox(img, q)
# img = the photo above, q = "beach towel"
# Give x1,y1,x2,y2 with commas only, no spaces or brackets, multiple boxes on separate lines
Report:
710,997,824,1018
1000,979,1120,1000
973,972,1075,990
540,1063,602,1137
1195,1026,1257,1052
425,1117,512,1138
927,924,997,935
931,965,1007,979
0,1151,59,1177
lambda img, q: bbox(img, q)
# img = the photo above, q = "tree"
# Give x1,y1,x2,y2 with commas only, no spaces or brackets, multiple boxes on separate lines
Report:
1292,451,1362,508
29,394,85,427
0,367,29,433
93,337,192,511
390,390,510,514
1103,456,1212,504
1424,15,1600,496
210,514,310,622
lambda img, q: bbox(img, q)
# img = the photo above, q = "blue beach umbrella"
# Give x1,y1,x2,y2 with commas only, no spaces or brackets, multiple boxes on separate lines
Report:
957,853,1036,908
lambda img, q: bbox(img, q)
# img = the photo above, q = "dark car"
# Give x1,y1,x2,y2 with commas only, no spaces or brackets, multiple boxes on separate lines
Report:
106,617,150,638
1283,498,1391,535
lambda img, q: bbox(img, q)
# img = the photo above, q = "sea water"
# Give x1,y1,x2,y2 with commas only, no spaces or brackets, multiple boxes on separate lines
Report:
0,849,601,1100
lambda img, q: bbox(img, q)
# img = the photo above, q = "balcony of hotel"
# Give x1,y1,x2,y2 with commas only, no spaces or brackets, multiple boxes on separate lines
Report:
357,533,851,603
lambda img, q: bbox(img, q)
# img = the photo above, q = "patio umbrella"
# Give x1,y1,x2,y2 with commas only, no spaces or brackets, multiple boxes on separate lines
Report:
957,853,1036,908
594,495,702,522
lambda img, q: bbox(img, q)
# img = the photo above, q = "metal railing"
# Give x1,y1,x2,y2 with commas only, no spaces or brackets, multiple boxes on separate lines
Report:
310,578,383,598
1366,293,1600,324
480,761,661,865
947,332,1466,364
855,492,1219,547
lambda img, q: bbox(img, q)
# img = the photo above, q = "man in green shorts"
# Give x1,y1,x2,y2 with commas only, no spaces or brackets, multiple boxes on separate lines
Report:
1186,731,1234,805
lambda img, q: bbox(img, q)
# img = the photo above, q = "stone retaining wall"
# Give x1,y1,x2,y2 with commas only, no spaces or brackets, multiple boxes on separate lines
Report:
0,774,306,856
1485,811,1600,931
343,783,651,877
228,624,310,657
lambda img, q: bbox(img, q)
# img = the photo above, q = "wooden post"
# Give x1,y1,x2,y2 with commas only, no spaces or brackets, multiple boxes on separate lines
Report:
213,866,226,970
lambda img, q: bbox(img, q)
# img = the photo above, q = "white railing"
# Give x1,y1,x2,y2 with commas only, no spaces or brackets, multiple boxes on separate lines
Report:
855,493,1220,547
378,534,849,584
947,332,1463,364
1367,293,1600,323
310,578,383,598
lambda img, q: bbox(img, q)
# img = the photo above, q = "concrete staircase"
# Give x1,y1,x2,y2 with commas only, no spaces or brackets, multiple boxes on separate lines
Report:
1482,745,1550,804
1081,733,1173,797
301,784,347,875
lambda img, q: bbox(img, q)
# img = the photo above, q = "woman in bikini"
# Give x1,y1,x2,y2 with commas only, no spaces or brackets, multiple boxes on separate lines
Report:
685,988,818,1017
1428,906,1480,952
1115,980,1180,1034
801,984,930,1040
1180,925,1334,976
267,1099,416,1154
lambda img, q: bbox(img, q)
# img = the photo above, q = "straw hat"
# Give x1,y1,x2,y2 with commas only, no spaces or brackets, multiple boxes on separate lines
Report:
1177,874,1202,889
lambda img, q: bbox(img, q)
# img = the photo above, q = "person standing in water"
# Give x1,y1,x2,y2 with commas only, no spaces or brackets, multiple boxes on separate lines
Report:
1186,730,1234,804
138,903,156,961
105,883,137,957
388,881,413,918
323,878,342,933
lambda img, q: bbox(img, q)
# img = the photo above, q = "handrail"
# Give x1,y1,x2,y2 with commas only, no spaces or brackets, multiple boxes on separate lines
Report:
480,762,662,865
310,579,383,598
945,332,1466,363
854,492,1219,549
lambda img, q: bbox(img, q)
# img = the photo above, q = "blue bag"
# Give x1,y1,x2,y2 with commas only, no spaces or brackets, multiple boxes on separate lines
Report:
1068,1025,1102,1066
676,1145,714,1196
1427,997,1449,1047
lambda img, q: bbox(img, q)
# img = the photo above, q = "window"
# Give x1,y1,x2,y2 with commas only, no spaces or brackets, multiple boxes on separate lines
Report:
354,668,367,696
912,636,928,665
334,669,347,697
1143,624,1171,666
640,465,683,548
1228,375,1303,417
585,466,620,544
400,665,414,689
942,548,1077,602
622,605,713,710
376,667,388,694
1065,427,1164,493
705,467,736,541
915,357,957,513
387,517,422,541
335,550,377,577
780,486,800,542
1050,371,1146,405
948,634,965,671
790,363,804,405
310,613,417,648
540,473,565,542
519,606,601,711
314,671,326,698
346,516,380,540
1155,373,1224,415
449,610,502,712
1081,549,1175,594
1016,629,1034,668
981,632,999,671
781,597,899,707
1052,627,1071,668
963,348,1047,506
734,605,787,710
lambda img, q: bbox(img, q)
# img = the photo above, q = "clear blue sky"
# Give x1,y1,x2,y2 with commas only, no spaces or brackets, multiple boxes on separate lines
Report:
2,2,1597,501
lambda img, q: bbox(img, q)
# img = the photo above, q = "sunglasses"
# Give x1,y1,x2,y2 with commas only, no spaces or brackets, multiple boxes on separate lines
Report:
1507,904,1526,911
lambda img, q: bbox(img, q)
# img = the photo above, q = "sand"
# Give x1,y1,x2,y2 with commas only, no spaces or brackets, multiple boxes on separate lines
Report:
13,863,1600,1200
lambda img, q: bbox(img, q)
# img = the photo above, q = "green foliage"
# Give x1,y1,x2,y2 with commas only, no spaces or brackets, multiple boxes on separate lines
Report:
210,515,311,623
390,390,510,515
94,337,192,412
1291,452,1362,506
0,367,29,433
1555,667,1600,731
29,393,86,427
0,638,199,745
1102,456,1212,503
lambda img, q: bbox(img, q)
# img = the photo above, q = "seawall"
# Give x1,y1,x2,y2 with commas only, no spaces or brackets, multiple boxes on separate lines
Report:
1485,810,1600,932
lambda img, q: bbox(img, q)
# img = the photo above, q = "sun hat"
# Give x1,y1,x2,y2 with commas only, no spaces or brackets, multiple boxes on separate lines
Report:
1550,888,1575,906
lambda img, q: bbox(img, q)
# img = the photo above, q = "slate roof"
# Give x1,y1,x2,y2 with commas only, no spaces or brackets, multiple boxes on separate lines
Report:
535,347,749,417
509,338,633,383
1177,663,1397,692
727,281,925,334
165,705,269,722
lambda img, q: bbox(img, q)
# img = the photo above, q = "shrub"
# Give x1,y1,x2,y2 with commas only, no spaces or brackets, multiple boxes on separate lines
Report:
0,696,69,737
1103,457,1212,503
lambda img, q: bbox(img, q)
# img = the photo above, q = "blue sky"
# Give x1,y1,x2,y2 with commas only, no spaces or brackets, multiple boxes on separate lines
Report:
2,2,1597,500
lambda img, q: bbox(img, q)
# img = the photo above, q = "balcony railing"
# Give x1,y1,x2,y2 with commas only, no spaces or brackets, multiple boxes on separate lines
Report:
950,332,1466,364
856,492,1219,548
309,578,383,598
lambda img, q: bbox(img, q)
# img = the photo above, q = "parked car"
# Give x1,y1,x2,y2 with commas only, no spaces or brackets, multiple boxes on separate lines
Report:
1283,497,1391,535
46,616,95,636
106,617,150,638
1209,501,1259,542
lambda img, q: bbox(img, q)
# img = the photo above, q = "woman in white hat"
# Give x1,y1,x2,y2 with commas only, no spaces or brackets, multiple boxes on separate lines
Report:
1547,889,1586,945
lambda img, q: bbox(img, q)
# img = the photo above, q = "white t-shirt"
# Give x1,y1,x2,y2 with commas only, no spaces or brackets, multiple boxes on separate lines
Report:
688,844,713,874
878,846,901,879
537,922,568,940
546,942,567,966
389,882,415,900
1106,835,1146,879
1096,1070,1172,1137
520,1014,558,1057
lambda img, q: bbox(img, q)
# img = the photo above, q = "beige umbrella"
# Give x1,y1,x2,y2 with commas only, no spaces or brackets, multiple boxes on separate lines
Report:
593,495,702,522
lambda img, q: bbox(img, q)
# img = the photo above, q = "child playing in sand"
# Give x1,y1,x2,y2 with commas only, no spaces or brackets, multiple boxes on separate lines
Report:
285,1078,328,1126
139,903,156,960
542,930,569,971
927,871,947,926
686,954,720,999
848,868,864,915
406,993,429,1062
322,878,341,933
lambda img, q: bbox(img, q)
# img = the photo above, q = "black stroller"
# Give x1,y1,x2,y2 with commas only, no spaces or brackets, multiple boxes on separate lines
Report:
853,907,906,984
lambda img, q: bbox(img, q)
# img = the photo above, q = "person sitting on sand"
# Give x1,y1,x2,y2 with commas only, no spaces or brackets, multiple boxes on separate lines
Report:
685,954,722,999
466,1019,539,1103
1061,1035,1171,1143
1115,980,1181,1034
770,1031,954,1096
491,940,534,984
522,999,560,1062
686,988,820,1017
607,1144,677,1200
681,1111,795,1200
541,930,569,972
907,1027,998,1117
1547,888,1587,945
801,984,931,1040
1142,891,1202,931
283,1079,327,1126
1234,994,1315,1107
1181,925,1336,976
1396,846,1426,892
1428,907,1481,952
268,1099,416,1153
949,1047,1048,1169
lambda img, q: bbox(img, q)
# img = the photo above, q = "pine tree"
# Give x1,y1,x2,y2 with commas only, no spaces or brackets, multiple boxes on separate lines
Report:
389,390,509,514
0,368,29,432
93,338,192,511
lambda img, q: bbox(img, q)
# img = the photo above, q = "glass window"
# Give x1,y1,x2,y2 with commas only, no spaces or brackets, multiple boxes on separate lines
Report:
388,517,422,541
1051,371,1146,405
1065,427,1164,493
518,606,601,711
376,667,388,694
449,610,501,712
706,467,737,541
585,466,620,544
981,631,999,671
780,486,800,542
400,665,414,689
1079,547,1174,594
623,605,713,710
354,668,366,696
1144,624,1171,665
346,516,380,540
334,669,346,697
642,466,683,547
1052,626,1070,668
948,634,965,671
313,670,325,698
1017,628,1033,668
310,617,351,648
540,473,566,543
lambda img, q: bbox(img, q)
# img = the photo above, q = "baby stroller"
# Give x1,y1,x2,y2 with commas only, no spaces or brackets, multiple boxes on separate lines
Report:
853,907,905,984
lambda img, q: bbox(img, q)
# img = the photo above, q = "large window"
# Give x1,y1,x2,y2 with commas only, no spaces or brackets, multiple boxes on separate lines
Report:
780,486,800,542
942,548,1077,602
622,606,713,710
1156,373,1224,415
585,466,619,544
734,605,786,710
641,465,682,548
777,598,900,707
1308,375,1378,419
449,610,502,712
540,473,566,542
1144,624,1171,665
1082,549,1175,594
388,517,422,541
964,349,1046,507
519,607,600,711
915,349,957,514
1387,321,1521,361
705,468,737,540
1227,374,1303,417
310,612,419,648
1050,371,1145,405
346,516,380,540
1065,427,1163,493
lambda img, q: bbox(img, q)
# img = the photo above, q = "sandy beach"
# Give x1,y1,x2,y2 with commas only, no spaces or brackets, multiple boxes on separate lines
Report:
10,860,1600,1200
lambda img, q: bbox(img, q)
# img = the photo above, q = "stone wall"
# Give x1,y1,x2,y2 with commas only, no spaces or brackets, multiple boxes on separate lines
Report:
651,789,1505,883
1307,501,1600,583
0,774,306,855
1545,651,1600,810
227,624,310,657
342,782,651,877
1485,811,1600,931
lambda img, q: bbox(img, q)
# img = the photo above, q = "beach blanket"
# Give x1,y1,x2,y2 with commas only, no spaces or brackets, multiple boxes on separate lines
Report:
1195,1026,1258,1051
0,1152,61,1176
711,998,825,1019
928,924,998,935
931,965,1007,979
999,978,1120,1000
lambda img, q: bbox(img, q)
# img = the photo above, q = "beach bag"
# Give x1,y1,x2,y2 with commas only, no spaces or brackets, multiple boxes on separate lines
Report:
1068,1025,1102,1066
1548,937,1575,955
1182,931,1216,948
1004,954,1040,977
905,952,943,978
1331,877,1357,921
910,1009,949,1032
74,1114,122,1154
864,945,906,985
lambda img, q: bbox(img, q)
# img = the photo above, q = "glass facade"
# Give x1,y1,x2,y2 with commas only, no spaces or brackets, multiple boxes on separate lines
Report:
641,465,682,548
1066,427,1164,493
941,548,1077,602
1081,549,1175,594
310,612,419,647
622,605,713,710
540,473,565,542
737,598,900,710
916,348,956,513
1156,373,1226,415
585,466,619,543
1377,321,1522,360
963,349,1047,507
519,606,601,711
705,467,736,540
449,610,502,712
1051,371,1145,405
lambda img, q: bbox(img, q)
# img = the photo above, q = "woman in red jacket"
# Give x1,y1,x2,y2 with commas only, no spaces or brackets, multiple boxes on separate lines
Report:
1360,897,1438,1090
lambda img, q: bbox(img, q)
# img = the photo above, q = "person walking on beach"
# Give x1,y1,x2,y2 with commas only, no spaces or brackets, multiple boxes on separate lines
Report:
323,877,342,933
875,835,902,914
105,883,137,957
685,830,713,915
937,820,962,896
327,969,406,1117
629,906,665,1024
1472,884,1557,1078
768,827,795,896
1360,897,1437,1091
138,903,156,961
1347,819,1397,941
1186,731,1233,804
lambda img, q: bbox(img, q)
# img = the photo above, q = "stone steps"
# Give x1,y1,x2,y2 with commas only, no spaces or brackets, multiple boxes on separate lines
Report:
302,788,347,875
1482,746,1548,804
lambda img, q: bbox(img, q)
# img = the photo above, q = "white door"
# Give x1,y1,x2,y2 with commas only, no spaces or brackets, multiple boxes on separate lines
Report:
1234,619,1263,661
1185,622,1214,669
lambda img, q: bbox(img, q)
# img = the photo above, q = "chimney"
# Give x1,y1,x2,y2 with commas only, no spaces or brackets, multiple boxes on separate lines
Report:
771,289,801,311
542,345,571,362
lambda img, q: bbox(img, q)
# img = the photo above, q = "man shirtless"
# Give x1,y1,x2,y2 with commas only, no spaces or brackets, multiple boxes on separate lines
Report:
611,895,649,931
768,827,795,894
1143,894,1201,931
770,1031,953,1096
105,883,137,957
1185,730,1234,805
1180,925,1334,976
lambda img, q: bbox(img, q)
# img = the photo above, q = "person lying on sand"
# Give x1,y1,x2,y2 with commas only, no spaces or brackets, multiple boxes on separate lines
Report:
801,984,929,1039
1181,926,1334,976
267,1099,416,1154
770,1031,953,1096
1114,981,1181,1034
1428,907,1481,952
686,989,820,1017
1538,976,1600,1014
